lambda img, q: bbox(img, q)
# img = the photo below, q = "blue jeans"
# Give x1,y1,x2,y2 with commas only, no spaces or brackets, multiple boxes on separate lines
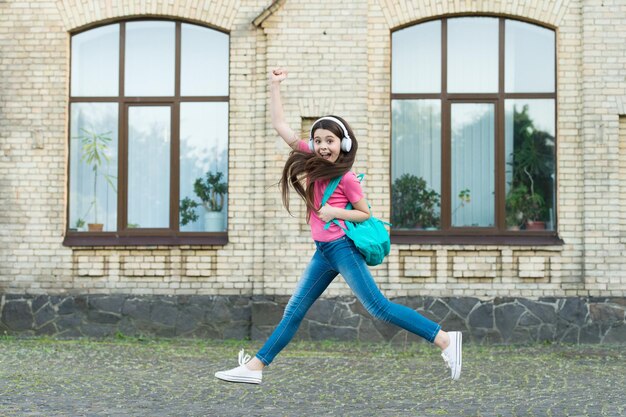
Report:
255,236,441,366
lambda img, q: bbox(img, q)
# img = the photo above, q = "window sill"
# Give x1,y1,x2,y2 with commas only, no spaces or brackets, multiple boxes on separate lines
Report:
391,232,564,246
63,233,228,247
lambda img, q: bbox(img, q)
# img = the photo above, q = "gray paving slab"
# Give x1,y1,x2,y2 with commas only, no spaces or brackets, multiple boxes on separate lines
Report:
0,337,624,416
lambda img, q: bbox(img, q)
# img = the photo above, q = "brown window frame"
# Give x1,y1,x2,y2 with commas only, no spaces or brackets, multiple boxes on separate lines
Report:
64,19,229,247
390,16,562,246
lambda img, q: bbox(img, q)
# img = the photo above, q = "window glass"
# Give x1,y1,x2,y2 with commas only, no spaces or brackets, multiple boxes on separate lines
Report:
392,100,441,230
505,20,555,93
390,17,556,236
451,103,495,227
179,102,229,232
127,106,171,228
69,103,118,231
392,21,441,94
71,24,119,96
125,21,175,96
181,24,229,96
448,17,499,93
68,20,235,239
505,100,555,230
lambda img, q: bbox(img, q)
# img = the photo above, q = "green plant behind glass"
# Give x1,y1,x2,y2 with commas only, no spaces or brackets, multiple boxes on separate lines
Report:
180,171,227,226
75,128,117,225
452,189,471,216
505,184,545,228
506,105,554,225
391,174,440,229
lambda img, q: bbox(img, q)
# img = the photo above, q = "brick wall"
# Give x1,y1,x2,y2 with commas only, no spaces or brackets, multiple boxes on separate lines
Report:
580,0,626,296
1,0,625,300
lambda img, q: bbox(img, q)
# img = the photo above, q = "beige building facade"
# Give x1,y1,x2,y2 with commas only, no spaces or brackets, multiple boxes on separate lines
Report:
1,0,625,343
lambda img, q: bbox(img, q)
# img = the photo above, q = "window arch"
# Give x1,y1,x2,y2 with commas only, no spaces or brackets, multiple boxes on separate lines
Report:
66,19,229,245
391,17,557,244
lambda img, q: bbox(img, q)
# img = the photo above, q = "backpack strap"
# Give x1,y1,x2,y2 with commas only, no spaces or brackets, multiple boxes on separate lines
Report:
321,173,364,208
321,176,343,208
322,173,364,230
321,173,392,230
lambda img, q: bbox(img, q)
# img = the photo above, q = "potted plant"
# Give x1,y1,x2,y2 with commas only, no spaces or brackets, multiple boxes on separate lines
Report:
391,174,440,229
75,128,117,232
179,171,227,231
505,185,525,230
507,105,554,230
505,184,545,230
73,218,86,232
451,188,471,224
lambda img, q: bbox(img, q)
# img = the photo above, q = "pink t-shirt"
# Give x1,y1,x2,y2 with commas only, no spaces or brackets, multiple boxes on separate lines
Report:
296,140,364,242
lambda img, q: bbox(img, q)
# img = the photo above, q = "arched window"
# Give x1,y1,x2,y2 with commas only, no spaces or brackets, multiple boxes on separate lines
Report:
391,17,557,243
66,20,229,245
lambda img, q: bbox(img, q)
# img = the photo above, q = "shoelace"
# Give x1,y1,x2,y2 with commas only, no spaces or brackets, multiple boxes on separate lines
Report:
238,349,251,366
440,351,456,381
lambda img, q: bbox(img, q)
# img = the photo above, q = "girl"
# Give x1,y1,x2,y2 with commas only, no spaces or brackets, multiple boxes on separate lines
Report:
215,68,462,384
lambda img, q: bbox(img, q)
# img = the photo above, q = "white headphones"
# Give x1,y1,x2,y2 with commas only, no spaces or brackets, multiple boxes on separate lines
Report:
308,116,353,153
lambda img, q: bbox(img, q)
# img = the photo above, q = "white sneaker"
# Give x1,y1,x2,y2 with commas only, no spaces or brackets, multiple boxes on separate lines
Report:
441,331,462,380
215,349,262,384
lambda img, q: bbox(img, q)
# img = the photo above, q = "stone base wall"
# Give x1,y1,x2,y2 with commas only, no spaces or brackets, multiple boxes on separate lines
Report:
1,294,625,344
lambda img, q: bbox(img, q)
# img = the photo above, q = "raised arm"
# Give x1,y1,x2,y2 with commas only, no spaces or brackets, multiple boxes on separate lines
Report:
269,68,300,150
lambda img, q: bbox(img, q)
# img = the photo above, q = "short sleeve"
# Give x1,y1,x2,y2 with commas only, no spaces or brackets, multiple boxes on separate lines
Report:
297,140,312,153
340,172,364,204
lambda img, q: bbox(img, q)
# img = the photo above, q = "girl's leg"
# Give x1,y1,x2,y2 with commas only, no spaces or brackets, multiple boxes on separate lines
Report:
325,238,462,379
328,238,441,343
254,250,338,367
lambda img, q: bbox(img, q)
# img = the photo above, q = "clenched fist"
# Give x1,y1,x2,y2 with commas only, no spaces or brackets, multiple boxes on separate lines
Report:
270,67,288,83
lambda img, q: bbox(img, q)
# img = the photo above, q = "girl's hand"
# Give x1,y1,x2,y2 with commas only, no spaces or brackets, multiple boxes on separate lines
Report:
318,204,337,223
270,67,287,83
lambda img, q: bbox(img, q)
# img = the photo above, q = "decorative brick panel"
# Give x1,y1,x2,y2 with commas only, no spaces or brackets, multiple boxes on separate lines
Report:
183,253,215,277
74,254,106,277
399,250,435,279
515,252,553,281
450,251,500,280
121,255,167,277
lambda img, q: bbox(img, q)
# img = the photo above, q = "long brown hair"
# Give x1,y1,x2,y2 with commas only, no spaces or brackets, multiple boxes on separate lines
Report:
280,115,358,221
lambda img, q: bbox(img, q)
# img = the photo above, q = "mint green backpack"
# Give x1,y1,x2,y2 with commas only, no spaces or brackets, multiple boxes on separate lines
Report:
322,174,391,266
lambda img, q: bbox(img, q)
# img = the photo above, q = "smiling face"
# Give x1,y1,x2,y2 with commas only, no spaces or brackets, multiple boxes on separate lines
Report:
312,128,342,163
